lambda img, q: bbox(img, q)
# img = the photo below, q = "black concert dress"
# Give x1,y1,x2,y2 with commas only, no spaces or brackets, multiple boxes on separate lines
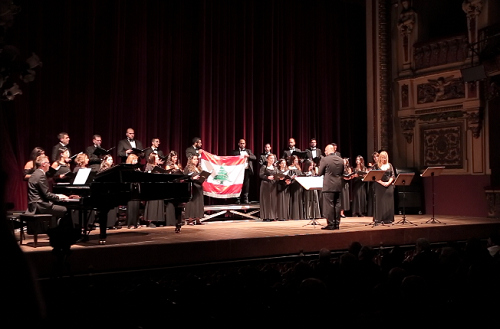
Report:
340,177,351,213
259,165,277,221
303,172,321,219
143,164,166,225
351,169,367,216
183,167,205,219
276,170,291,220
288,167,304,220
373,163,395,224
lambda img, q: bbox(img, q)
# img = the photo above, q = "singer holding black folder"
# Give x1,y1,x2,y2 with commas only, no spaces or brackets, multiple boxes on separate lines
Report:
51,147,72,182
117,128,144,163
144,137,165,163
259,153,277,221
86,134,103,172
373,151,395,224
183,155,205,227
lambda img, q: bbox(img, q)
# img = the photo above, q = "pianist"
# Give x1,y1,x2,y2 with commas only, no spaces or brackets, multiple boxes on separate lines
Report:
27,155,71,223
28,155,82,250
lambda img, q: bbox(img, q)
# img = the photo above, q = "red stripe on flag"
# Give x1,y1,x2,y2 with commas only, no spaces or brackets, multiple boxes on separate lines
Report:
201,151,246,166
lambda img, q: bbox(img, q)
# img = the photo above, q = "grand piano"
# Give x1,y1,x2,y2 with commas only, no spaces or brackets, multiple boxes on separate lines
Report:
54,164,192,244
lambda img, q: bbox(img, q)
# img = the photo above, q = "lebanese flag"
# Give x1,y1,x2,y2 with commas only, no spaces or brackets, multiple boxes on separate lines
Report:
200,151,246,198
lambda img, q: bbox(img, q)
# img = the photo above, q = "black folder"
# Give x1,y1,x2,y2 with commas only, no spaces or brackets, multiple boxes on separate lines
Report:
93,146,115,157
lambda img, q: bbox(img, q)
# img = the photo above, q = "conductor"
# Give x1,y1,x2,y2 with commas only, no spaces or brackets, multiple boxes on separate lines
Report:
318,144,344,230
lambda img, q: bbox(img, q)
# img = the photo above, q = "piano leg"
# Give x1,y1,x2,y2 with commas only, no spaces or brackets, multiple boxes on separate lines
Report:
98,208,110,245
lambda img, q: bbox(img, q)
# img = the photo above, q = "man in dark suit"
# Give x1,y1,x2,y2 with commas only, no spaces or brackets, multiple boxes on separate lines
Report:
51,132,71,162
117,128,144,163
232,139,256,204
185,137,203,161
259,143,273,167
305,138,323,165
281,137,301,163
144,137,165,163
86,134,103,172
28,155,82,249
318,144,344,230
27,155,70,220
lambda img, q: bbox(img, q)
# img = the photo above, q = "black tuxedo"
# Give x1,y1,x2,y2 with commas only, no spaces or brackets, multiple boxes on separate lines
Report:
231,148,256,203
185,145,201,160
27,169,67,219
51,143,71,162
117,138,144,163
318,154,344,228
144,147,164,161
305,147,323,163
281,148,301,162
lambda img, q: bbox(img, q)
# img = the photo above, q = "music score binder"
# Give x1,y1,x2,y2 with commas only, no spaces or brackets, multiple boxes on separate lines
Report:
93,146,115,157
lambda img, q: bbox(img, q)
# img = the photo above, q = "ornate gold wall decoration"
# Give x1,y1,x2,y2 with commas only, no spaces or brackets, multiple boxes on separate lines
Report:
421,123,463,169
417,77,465,103
400,118,415,143
401,84,409,107
465,109,482,138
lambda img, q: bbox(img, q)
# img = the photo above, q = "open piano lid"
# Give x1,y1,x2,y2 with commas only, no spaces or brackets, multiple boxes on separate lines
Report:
94,164,185,183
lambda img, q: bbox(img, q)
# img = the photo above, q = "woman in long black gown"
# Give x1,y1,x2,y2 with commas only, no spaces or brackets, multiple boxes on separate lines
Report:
302,160,321,220
259,153,277,221
144,153,165,228
340,158,352,218
164,151,183,226
183,155,205,228
366,151,379,217
351,155,368,217
288,155,304,220
51,147,72,183
165,151,183,174
373,151,395,224
276,158,292,220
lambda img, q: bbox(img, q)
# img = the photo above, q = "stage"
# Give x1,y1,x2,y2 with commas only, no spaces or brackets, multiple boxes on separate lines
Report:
18,213,500,279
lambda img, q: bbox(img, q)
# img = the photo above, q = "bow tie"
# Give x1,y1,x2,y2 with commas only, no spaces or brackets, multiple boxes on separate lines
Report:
240,149,246,151
128,139,134,143
311,148,316,150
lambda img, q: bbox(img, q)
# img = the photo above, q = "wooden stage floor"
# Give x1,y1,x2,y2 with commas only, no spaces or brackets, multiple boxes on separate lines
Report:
20,215,500,278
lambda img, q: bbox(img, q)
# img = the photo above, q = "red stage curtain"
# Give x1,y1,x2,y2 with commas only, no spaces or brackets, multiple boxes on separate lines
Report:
1,0,366,209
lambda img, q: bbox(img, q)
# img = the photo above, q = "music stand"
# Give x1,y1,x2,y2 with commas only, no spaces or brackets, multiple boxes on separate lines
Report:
295,176,323,227
362,170,385,227
393,173,417,226
421,166,445,224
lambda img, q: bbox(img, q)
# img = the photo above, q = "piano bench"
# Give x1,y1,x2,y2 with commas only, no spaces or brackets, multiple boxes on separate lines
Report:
19,214,53,248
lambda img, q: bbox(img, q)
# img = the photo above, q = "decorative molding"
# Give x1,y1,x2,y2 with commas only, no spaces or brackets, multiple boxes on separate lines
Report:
418,110,464,122
415,105,463,115
421,123,463,169
485,189,500,218
462,0,483,19
465,109,482,138
462,0,483,45
417,77,465,104
413,36,468,70
401,84,409,107
400,118,416,143
397,0,416,36
378,0,392,152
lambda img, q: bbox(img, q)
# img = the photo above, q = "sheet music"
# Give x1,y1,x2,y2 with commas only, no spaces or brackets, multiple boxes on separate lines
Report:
73,168,92,185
